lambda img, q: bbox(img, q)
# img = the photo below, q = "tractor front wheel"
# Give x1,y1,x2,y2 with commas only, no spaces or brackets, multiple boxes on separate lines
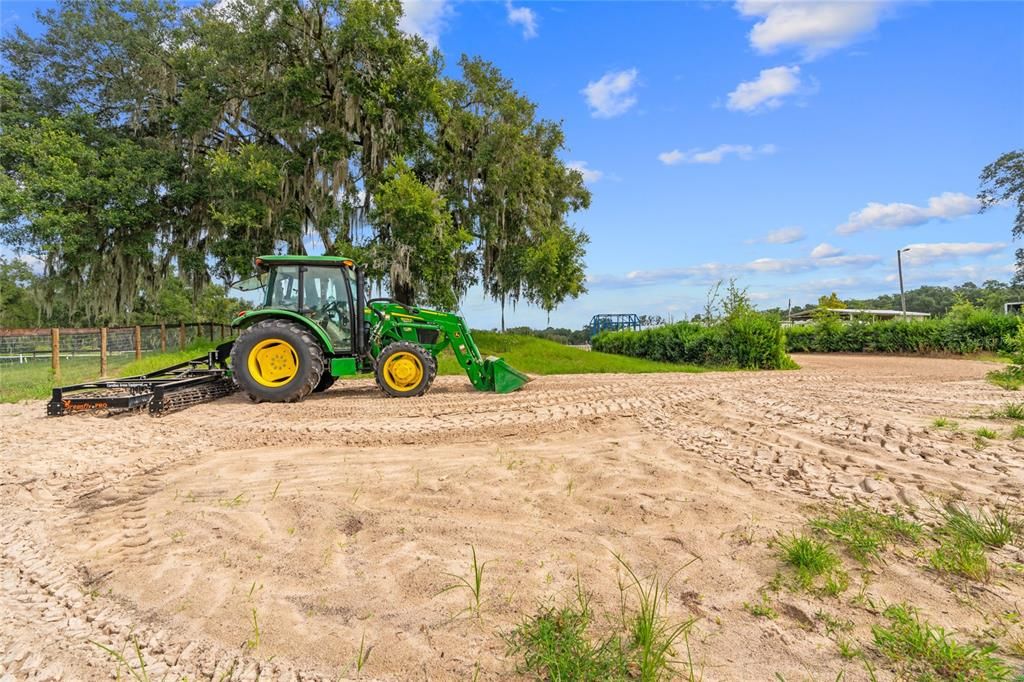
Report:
230,320,325,403
374,342,434,398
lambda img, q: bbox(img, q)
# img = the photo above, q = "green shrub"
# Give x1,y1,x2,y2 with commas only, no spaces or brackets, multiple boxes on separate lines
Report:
592,314,791,370
725,312,791,369
784,311,1019,355
988,319,1024,390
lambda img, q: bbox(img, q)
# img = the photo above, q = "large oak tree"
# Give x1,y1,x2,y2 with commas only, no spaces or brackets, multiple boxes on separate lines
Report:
0,0,590,325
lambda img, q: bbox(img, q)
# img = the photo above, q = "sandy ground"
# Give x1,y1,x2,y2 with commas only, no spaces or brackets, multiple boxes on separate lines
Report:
1,354,1023,681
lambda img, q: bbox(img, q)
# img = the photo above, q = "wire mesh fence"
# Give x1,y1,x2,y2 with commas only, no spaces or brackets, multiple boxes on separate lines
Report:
0,322,234,402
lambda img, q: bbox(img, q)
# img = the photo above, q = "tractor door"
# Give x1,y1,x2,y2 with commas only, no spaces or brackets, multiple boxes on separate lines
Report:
303,265,353,353
268,265,301,309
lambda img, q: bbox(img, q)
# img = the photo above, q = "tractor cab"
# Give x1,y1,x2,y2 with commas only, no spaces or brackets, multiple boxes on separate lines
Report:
247,256,360,354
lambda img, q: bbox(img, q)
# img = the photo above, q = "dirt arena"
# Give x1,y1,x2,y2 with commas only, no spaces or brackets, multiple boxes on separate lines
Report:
1,355,1023,681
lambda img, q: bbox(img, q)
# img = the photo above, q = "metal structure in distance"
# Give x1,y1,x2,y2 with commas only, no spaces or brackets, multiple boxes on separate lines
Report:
588,313,641,338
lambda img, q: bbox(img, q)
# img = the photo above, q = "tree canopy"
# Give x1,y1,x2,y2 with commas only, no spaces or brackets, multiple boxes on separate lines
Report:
0,0,590,327
817,292,845,309
978,149,1024,282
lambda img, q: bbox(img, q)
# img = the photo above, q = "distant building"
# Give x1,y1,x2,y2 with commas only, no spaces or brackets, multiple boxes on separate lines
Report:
788,308,931,324
1005,302,1024,315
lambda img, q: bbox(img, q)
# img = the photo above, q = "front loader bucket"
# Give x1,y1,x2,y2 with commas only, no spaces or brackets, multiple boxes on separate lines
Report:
483,356,531,393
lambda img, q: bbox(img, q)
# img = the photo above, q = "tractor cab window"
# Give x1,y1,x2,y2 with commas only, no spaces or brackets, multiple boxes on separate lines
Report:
268,265,301,309
303,265,353,352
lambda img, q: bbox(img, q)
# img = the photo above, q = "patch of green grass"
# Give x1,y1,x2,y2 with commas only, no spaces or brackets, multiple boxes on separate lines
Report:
0,339,222,403
811,507,922,564
436,332,721,377
930,535,990,581
975,427,999,440
992,402,1024,420
939,504,1019,549
616,555,696,679
503,577,630,679
777,534,847,593
816,610,854,636
744,592,778,619
507,561,695,682
816,610,861,660
836,638,860,661
1011,425,1024,440
872,604,1014,680
506,585,632,680
354,631,370,673
932,417,959,430
243,608,260,651
90,633,152,682
439,544,490,617
988,367,1024,391
219,492,248,508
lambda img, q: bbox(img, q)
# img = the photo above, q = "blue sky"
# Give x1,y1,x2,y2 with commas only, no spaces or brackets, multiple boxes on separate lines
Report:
3,1,1023,329
412,0,1024,328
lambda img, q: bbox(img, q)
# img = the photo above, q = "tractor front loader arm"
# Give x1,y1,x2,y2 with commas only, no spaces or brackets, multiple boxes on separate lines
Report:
428,312,531,394
366,301,530,394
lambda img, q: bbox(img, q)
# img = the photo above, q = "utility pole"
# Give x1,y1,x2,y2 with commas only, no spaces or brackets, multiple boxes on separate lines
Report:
897,247,910,320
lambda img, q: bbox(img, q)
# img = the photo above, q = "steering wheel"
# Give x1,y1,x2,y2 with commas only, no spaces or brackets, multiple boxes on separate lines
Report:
318,300,350,327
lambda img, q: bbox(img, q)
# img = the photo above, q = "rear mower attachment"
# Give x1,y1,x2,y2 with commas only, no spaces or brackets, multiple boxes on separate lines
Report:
46,344,235,417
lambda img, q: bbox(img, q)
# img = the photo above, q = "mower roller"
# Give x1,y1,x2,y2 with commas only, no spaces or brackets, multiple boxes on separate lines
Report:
46,255,530,416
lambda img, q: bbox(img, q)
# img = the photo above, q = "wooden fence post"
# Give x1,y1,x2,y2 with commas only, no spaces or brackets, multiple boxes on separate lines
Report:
160,323,167,353
134,325,142,361
179,322,186,350
100,327,108,376
208,321,214,340
220,323,225,340
51,328,61,383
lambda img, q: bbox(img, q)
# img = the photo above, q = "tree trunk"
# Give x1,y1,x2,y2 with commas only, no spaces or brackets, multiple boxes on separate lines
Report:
500,294,506,333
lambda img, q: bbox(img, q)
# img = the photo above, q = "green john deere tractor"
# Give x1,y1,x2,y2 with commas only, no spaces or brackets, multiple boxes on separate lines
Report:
228,255,529,402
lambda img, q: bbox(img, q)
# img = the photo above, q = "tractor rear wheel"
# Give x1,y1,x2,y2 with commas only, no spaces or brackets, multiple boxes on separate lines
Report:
230,319,325,403
374,342,434,398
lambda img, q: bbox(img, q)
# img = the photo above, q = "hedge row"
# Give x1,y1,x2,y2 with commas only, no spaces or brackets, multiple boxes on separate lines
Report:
784,310,1019,354
591,314,792,369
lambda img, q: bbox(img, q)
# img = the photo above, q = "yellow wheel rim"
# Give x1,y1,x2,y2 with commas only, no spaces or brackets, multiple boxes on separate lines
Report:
382,351,424,392
247,338,299,387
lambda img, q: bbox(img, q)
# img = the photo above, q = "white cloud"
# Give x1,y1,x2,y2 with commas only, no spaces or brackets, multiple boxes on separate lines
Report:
657,150,684,165
658,143,777,165
567,160,603,184
736,1,889,60
589,252,880,288
764,226,806,244
399,0,452,48
892,263,1015,285
810,242,843,259
836,192,981,234
506,1,537,39
745,226,805,245
900,242,1007,267
582,68,639,118
727,65,802,112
